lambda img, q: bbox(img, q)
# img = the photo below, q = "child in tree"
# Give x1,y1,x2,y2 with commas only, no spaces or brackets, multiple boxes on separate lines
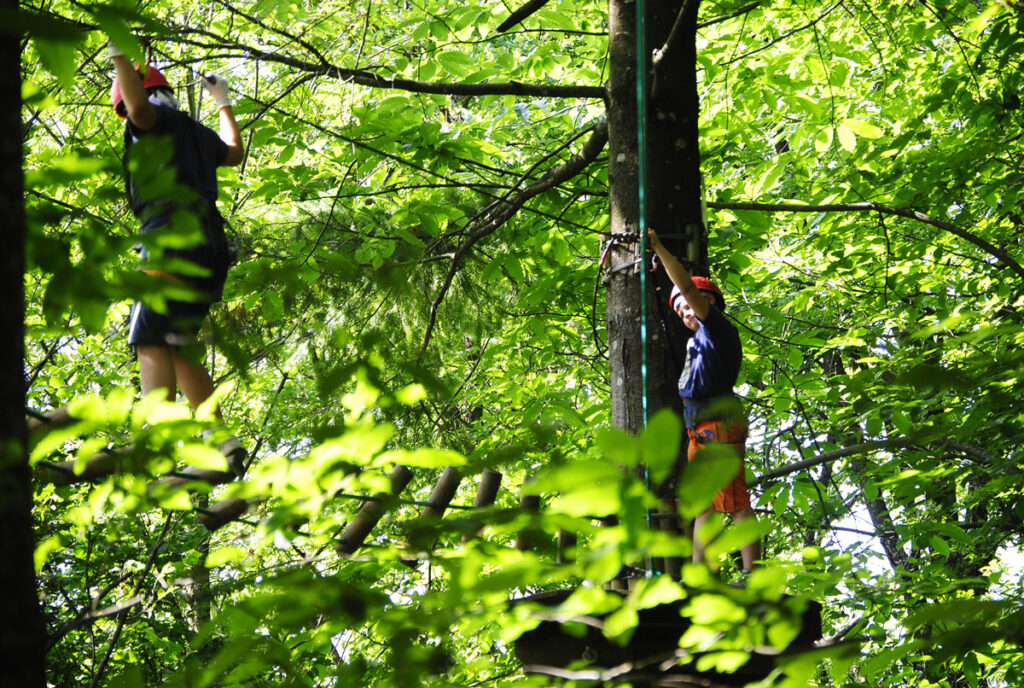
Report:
109,42,246,472
647,228,761,571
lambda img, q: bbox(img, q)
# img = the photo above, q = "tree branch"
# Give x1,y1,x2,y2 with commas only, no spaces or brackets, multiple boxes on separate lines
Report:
751,435,1021,487
717,1,843,67
417,120,609,356
710,200,1024,282
497,0,553,33
87,514,174,688
652,0,696,71
696,1,760,30
751,439,909,487
168,27,606,100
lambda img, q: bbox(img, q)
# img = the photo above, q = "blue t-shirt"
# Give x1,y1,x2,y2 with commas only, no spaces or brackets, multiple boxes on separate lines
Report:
126,100,228,225
678,305,742,405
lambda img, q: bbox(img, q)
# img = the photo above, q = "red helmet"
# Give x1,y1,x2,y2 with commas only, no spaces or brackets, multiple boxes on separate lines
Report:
669,277,725,311
111,65,172,118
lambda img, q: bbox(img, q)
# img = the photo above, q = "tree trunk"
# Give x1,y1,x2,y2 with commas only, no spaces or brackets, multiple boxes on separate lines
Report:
606,0,644,434
607,0,702,490
0,9,47,684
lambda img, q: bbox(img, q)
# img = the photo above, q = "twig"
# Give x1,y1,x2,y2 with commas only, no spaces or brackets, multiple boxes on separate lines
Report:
710,200,1024,283
87,514,174,688
750,439,909,486
417,121,609,356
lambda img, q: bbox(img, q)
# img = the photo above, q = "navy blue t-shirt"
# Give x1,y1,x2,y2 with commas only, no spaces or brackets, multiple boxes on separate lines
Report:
678,305,742,404
126,100,228,224
125,99,231,299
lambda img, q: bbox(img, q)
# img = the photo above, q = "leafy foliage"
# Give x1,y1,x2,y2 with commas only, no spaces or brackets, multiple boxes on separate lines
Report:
18,0,1024,687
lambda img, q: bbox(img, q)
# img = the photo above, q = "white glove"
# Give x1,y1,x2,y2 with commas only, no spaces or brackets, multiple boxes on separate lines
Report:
202,74,231,107
107,41,124,59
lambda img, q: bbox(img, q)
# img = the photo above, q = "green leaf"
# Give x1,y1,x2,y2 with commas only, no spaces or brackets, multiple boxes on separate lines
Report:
704,516,766,562
35,38,79,85
262,290,284,322
92,7,145,64
842,118,884,139
733,209,771,231
641,408,682,484
375,447,467,468
837,124,857,152
678,445,741,518
603,605,638,644
177,443,229,472
533,459,625,517
206,545,248,567
596,427,641,467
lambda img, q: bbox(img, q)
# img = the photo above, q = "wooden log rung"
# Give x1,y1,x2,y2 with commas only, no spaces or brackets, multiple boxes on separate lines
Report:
37,446,136,486
148,468,237,493
27,406,74,436
516,477,544,552
472,468,502,508
336,465,414,555
198,498,250,532
419,466,463,520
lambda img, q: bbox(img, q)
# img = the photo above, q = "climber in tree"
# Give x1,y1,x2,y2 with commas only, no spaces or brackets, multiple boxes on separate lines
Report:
647,228,761,571
109,41,246,472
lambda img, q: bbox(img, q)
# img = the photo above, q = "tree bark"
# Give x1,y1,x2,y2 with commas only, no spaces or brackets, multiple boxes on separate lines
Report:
606,0,644,434
607,0,701,481
644,0,705,460
0,8,47,684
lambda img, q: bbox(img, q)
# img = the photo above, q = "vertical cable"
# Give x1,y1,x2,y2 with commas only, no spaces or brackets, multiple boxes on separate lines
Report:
636,0,649,434
635,0,656,568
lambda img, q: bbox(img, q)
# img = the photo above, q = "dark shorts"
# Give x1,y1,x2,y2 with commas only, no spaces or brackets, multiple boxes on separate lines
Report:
127,296,214,348
686,414,750,513
128,213,229,349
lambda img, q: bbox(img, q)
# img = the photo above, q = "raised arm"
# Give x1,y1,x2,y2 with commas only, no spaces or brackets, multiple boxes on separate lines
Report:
647,228,710,321
202,75,244,166
111,54,156,130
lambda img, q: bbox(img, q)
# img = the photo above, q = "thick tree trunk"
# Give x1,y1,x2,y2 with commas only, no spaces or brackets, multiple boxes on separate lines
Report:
644,0,705,482
606,0,644,434
607,0,702,481
0,10,47,685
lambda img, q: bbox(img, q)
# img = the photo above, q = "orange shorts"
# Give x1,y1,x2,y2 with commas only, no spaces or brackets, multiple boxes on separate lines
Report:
687,417,750,513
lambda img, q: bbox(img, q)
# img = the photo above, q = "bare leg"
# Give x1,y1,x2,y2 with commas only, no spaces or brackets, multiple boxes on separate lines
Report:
137,344,177,402
692,508,713,564
173,349,246,473
172,349,222,420
731,506,761,570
